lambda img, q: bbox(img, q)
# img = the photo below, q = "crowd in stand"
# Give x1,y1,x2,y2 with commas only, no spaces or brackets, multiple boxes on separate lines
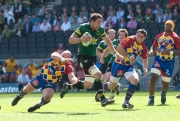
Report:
0,0,179,38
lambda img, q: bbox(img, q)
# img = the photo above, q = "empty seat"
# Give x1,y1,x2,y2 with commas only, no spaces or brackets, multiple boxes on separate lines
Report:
37,42,46,48
27,37,36,43
150,29,159,34
1,38,9,44
18,48,27,53
0,48,9,53
46,48,55,53
9,48,18,53
148,23,158,29
78,0,87,5
28,48,37,53
144,1,153,8
10,43,18,48
36,32,45,37
37,53,46,58
46,31,54,37
37,37,46,42
27,32,36,38
37,48,46,53
139,23,148,29
0,43,8,49
46,42,55,48
18,43,27,48
18,53,28,59
61,0,69,6
0,54,9,59
9,38,18,43
28,53,37,59
18,37,27,43
27,43,36,48
64,30,73,37
54,31,64,37
46,37,55,42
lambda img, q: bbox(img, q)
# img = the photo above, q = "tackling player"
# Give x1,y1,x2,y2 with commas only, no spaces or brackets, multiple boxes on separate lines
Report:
148,20,180,105
11,51,79,112
103,29,148,108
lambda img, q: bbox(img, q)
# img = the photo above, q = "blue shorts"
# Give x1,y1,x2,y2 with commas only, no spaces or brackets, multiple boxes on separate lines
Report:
151,57,174,77
6,72,15,75
30,75,57,91
111,62,134,78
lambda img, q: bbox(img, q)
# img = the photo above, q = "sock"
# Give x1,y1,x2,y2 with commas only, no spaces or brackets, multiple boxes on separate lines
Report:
39,97,50,106
94,79,103,91
97,89,105,100
125,84,137,102
103,82,110,91
161,90,166,95
149,95,155,100
69,81,84,90
18,90,27,98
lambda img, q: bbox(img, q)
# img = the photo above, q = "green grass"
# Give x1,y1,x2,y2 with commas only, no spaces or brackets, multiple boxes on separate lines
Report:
0,91,180,121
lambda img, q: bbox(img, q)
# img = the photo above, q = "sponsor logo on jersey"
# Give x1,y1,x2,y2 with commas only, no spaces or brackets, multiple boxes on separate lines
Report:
117,70,124,76
154,61,160,67
32,79,39,86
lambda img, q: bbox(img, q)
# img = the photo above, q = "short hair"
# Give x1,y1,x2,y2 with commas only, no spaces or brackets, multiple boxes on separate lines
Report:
137,29,147,37
89,13,103,23
108,29,116,33
118,29,128,37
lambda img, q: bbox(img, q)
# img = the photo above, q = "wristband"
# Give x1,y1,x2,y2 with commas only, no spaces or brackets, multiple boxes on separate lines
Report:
170,51,173,55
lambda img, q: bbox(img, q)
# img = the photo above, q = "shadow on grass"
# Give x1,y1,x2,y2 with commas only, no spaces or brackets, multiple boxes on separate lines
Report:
67,112,100,115
156,104,170,106
106,109,141,111
21,112,64,114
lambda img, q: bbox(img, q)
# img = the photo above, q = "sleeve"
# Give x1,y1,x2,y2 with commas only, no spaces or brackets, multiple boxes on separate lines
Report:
17,75,21,82
99,27,106,37
74,25,83,37
65,63,73,74
152,34,161,47
173,36,180,49
120,37,135,48
141,43,148,59
97,41,104,51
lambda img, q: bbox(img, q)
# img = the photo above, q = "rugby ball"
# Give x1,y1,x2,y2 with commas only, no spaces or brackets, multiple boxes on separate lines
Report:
81,32,92,47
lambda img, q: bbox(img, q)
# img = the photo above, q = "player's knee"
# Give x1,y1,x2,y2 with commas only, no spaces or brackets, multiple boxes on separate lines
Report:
93,71,102,79
150,73,159,82
90,67,101,78
108,82,116,90
84,81,93,89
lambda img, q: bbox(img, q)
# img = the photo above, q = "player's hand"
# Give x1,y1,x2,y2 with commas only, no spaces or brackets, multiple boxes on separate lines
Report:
81,35,92,42
115,53,123,60
100,56,104,64
148,50,154,56
143,68,148,76
129,57,136,64
161,50,170,55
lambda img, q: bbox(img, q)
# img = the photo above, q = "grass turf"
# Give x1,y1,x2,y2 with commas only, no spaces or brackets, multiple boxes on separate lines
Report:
0,91,180,121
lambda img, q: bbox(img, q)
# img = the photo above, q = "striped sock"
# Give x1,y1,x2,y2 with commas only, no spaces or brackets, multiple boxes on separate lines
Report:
125,84,137,102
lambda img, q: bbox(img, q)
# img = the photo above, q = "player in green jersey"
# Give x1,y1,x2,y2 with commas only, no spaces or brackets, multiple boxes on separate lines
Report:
100,29,128,99
60,13,119,107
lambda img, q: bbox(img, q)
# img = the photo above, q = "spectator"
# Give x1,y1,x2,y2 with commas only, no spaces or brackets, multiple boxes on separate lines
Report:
163,11,172,22
71,18,80,31
135,4,140,14
16,65,22,77
61,17,71,32
51,9,59,20
0,64,5,83
69,12,78,24
17,68,29,92
32,21,40,32
119,0,130,3
127,10,134,21
135,9,144,23
22,0,31,17
53,20,61,32
56,43,64,54
15,26,24,37
28,60,35,72
45,13,53,25
153,4,163,15
3,1,12,12
107,11,117,24
164,4,171,14
127,16,137,29
12,0,22,21
23,18,32,36
81,6,88,19
44,10,49,19
105,17,115,30
89,7,95,17
52,14,58,27
39,5,46,16
172,9,180,23
40,19,51,32
61,7,69,16
127,3,133,12
116,6,124,20
22,14,28,24
100,5,107,19
13,18,23,32
78,12,87,24
155,10,163,23
30,13,41,25
61,12,68,23
0,2,4,12
4,55,17,83
71,6,77,14
144,8,154,23
118,17,127,29
40,58,46,68
2,25,11,38
101,18,106,28
107,5,115,17
0,11,5,32
3,7,15,26
31,64,40,78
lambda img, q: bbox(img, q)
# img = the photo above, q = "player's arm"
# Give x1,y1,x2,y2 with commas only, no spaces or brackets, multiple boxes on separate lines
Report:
68,72,78,83
102,48,110,58
51,52,70,63
149,35,159,56
69,33,81,44
96,42,104,57
102,35,116,54
142,43,148,75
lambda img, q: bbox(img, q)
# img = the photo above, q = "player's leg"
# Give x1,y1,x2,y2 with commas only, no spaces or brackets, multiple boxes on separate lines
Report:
122,69,139,109
100,63,107,82
28,87,54,112
11,82,36,106
9,72,14,82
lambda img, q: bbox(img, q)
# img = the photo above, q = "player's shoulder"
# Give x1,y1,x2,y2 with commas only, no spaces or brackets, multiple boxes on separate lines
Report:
79,23,89,28
156,32,164,38
172,32,179,38
126,35,136,41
